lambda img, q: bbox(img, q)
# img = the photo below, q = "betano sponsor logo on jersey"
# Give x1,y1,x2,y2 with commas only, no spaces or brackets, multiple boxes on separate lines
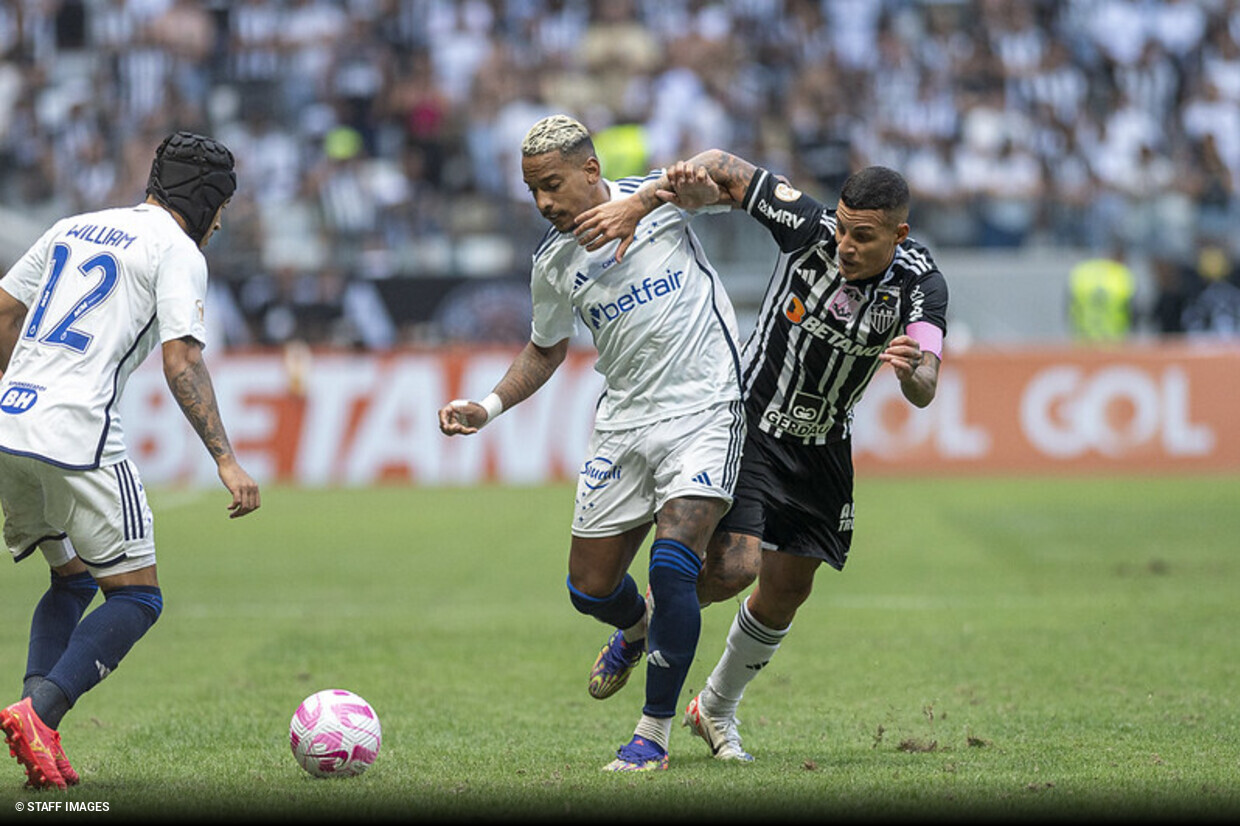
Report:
0,383,41,414
586,269,684,329
783,295,887,357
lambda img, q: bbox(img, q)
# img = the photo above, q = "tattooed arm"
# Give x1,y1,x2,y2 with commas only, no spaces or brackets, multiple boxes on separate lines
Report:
575,149,760,260
162,336,260,517
673,148,759,205
438,338,569,435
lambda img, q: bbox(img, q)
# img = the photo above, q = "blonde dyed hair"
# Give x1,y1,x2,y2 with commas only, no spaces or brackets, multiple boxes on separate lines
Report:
522,114,594,158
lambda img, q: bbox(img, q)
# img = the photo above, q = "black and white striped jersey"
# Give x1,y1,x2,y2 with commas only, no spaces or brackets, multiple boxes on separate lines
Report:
738,168,949,445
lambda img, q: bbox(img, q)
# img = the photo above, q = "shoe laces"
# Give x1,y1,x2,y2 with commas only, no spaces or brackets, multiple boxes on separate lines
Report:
617,736,666,762
716,715,743,748
602,634,643,670
701,702,743,747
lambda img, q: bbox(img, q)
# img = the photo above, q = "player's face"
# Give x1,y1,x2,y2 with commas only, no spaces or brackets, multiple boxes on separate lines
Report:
522,150,602,233
833,202,909,281
198,199,230,250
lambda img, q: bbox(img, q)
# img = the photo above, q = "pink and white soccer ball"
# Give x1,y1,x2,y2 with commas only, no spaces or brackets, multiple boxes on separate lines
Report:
289,689,382,778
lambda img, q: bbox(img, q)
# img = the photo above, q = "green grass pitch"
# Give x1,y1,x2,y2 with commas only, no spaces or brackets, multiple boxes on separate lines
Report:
2,476,1238,821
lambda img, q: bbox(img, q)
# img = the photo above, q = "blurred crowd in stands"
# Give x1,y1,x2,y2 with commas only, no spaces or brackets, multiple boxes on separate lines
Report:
1,0,1239,347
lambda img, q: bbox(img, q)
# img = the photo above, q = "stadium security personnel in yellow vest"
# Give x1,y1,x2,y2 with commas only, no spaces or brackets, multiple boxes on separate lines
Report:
592,123,649,180
1068,256,1136,341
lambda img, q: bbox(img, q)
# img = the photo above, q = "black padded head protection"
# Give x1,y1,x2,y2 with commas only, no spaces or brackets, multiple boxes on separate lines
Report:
146,131,237,244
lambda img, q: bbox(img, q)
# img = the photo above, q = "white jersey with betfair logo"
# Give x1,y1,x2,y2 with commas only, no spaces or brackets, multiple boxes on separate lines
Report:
529,175,742,430
0,203,209,469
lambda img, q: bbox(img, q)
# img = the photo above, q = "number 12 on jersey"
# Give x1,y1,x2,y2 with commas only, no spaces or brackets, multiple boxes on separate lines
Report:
23,242,120,355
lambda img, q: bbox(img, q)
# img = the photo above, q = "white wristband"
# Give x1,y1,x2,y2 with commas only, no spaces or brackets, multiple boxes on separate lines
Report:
479,392,504,424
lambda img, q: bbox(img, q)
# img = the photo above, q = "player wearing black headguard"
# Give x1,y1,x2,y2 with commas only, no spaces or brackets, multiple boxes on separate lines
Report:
145,130,238,247
0,132,257,789
575,150,949,763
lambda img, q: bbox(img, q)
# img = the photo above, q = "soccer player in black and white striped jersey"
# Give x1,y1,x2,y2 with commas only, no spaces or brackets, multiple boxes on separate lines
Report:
575,150,949,762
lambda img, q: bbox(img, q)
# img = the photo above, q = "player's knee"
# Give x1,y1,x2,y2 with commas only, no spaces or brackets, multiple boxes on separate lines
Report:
566,574,644,628
105,584,164,627
697,561,756,605
698,533,760,604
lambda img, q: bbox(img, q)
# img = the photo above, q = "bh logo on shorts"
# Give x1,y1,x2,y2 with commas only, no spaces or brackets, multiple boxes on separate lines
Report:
0,385,39,414
580,457,621,491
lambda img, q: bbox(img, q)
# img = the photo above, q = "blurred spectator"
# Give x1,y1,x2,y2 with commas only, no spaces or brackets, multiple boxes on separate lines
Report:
1068,252,1137,342
1181,242,1240,338
1,0,1239,350
1149,253,1199,336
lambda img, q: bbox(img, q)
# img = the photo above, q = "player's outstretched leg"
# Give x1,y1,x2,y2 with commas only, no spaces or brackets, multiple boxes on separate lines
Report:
588,630,645,700
0,698,69,789
568,575,647,700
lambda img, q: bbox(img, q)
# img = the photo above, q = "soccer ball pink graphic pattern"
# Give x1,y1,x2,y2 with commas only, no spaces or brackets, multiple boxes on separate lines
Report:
289,689,382,778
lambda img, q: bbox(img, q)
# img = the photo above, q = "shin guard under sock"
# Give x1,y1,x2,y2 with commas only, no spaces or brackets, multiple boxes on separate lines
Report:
643,539,703,718
25,570,98,684
37,585,163,728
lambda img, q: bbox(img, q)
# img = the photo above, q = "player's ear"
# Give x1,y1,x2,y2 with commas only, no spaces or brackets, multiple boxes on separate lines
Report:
583,155,601,183
894,222,910,244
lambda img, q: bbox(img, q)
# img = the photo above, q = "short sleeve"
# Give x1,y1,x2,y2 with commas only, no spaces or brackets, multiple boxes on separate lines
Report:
154,241,210,347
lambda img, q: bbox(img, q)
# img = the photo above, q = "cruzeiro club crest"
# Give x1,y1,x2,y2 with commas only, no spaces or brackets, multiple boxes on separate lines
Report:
868,289,900,336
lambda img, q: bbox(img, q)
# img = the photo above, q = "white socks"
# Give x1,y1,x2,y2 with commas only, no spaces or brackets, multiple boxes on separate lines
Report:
634,713,673,751
702,598,788,719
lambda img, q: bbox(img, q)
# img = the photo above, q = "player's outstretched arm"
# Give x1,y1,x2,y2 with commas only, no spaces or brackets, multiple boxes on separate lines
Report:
679,148,759,205
575,148,759,261
0,287,27,374
439,338,569,436
162,336,261,517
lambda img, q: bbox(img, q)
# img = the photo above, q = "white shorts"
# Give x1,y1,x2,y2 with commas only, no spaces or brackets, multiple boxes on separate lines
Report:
0,452,156,577
571,401,745,538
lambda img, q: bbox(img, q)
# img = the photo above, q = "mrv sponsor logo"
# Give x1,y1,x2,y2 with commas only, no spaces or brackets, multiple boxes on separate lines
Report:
0,383,41,414
755,197,806,230
587,269,683,329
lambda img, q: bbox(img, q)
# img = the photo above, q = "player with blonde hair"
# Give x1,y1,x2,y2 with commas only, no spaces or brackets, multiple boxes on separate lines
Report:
440,115,744,772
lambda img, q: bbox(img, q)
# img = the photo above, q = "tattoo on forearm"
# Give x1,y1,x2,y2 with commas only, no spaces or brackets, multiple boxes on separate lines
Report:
169,358,233,461
639,180,666,211
494,347,561,408
683,149,755,200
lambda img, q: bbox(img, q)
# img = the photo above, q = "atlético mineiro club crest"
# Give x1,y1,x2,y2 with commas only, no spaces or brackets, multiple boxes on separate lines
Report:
868,289,899,335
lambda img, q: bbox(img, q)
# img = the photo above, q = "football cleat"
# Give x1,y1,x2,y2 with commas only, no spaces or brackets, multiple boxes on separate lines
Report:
601,735,669,772
683,693,754,762
588,630,644,700
51,736,79,787
1,698,69,789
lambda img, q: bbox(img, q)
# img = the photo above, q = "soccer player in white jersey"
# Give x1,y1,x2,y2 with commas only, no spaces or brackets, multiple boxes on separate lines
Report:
576,150,948,763
438,115,745,772
0,131,260,789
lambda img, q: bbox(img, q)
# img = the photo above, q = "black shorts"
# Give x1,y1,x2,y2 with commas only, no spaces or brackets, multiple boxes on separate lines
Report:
718,427,855,570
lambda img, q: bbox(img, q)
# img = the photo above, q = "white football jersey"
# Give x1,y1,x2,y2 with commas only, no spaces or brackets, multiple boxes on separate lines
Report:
0,203,209,469
530,175,742,430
